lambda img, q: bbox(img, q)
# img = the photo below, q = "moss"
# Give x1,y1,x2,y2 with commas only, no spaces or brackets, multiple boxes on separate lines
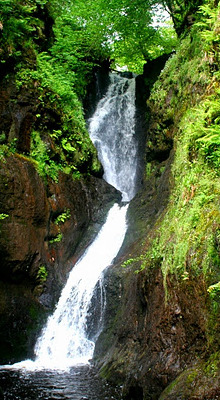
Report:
186,369,199,385
36,265,48,284
159,366,203,400
134,3,220,285
99,364,113,381
159,354,220,399
159,377,180,399
203,351,220,377
29,304,41,321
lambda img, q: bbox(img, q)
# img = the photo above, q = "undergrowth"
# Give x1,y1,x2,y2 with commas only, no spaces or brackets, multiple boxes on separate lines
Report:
124,2,220,311
0,0,103,182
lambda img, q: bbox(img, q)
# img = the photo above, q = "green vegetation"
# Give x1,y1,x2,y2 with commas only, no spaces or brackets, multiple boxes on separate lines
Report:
0,0,178,182
0,214,9,221
49,233,63,244
162,0,203,36
54,209,71,225
56,0,177,73
48,209,71,244
123,1,220,321
30,130,61,182
36,265,48,283
0,0,47,62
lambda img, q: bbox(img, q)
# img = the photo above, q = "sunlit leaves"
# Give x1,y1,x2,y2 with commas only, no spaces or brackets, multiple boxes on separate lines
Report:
52,0,177,73
0,0,46,60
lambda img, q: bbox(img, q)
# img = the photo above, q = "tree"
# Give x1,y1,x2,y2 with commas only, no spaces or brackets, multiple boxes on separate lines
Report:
161,0,204,35
54,0,177,73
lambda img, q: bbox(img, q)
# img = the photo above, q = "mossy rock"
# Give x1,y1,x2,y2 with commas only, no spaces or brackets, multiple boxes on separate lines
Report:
159,359,220,400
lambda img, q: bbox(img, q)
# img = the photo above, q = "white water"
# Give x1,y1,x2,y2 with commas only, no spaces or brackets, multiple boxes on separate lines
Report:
89,73,138,202
4,203,128,371
2,73,138,372
34,203,128,369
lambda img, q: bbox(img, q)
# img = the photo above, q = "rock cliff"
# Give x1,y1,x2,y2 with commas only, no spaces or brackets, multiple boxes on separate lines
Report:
0,153,119,363
94,9,220,399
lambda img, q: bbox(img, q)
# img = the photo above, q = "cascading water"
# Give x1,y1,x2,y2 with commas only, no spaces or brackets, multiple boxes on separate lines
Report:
33,202,128,369
0,72,138,399
89,73,138,202
34,74,138,369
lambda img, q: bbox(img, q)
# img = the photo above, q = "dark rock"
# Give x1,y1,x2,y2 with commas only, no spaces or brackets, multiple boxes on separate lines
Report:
0,76,38,154
95,260,209,399
119,71,135,79
93,150,213,399
134,54,173,194
84,62,111,120
159,364,220,399
0,154,120,363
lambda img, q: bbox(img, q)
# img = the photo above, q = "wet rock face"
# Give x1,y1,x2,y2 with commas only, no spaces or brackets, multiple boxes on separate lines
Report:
0,76,38,154
0,156,48,281
93,57,220,398
135,53,173,168
0,154,120,363
83,61,111,120
93,152,212,399
95,257,209,400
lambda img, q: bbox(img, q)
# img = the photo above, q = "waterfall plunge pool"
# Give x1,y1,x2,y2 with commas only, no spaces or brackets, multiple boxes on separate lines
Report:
0,365,123,399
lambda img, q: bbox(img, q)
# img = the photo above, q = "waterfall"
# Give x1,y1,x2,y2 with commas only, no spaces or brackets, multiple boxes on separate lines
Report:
3,73,138,371
34,203,128,369
89,73,138,202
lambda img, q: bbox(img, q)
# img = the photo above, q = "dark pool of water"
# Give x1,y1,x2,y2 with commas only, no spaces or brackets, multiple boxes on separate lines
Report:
0,365,122,400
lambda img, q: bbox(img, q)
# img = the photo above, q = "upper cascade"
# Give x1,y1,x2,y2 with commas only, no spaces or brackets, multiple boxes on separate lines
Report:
88,73,138,202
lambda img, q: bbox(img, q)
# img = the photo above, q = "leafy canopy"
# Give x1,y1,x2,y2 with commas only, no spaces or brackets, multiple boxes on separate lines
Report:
48,0,177,73
0,0,177,73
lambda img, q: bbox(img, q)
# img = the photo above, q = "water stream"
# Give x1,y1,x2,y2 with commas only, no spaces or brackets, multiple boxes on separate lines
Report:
0,73,138,399
89,73,137,202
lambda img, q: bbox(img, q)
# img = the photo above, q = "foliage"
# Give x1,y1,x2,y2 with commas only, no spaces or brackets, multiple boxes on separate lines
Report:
195,1,220,66
30,130,61,182
0,213,9,221
48,209,71,245
28,57,101,181
0,139,18,162
137,94,220,292
36,265,48,283
54,209,71,225
49,233,63,244
50,8,110,93
151,33,210,110
0,0,47,62
55,0,177,73
208,281,220,298
161,0,204,36
123,5,220,307
187,95,220,170
208,280,220,320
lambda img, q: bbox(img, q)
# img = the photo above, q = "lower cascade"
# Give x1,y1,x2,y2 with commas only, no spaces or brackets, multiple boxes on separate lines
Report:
34,203,128,369
2,73,138,373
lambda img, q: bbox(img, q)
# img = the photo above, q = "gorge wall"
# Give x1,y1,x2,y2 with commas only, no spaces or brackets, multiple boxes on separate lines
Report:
0,151,120,363
0,1,220,399
93,9,220,400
